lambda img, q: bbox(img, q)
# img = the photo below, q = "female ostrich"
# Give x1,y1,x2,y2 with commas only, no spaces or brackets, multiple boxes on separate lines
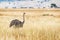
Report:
9,13,25,27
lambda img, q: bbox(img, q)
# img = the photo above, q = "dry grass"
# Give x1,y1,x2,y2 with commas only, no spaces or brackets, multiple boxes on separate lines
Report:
0,9,60,40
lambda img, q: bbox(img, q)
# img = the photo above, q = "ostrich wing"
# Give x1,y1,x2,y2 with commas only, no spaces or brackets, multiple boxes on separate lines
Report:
10,20,15,27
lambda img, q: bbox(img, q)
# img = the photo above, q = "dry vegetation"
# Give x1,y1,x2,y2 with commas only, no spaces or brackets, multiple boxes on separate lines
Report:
0,9,60,40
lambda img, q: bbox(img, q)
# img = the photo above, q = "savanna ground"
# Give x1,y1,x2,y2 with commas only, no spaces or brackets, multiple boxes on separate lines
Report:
0,9,60,40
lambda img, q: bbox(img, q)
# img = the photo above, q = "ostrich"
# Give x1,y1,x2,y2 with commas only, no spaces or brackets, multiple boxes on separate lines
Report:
9,13,25,28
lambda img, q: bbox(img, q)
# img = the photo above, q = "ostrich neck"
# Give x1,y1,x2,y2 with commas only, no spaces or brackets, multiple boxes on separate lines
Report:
23,14,25,23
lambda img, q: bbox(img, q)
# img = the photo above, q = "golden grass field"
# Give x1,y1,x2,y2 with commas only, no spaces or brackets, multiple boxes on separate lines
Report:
0,9,60,40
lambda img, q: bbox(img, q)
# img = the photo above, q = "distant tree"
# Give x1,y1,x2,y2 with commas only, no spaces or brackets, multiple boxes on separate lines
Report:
5,7,8,9
51,3,57,8
12,7,16,8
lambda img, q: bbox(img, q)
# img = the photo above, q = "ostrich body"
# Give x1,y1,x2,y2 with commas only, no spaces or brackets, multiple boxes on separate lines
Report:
10,13,25,27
